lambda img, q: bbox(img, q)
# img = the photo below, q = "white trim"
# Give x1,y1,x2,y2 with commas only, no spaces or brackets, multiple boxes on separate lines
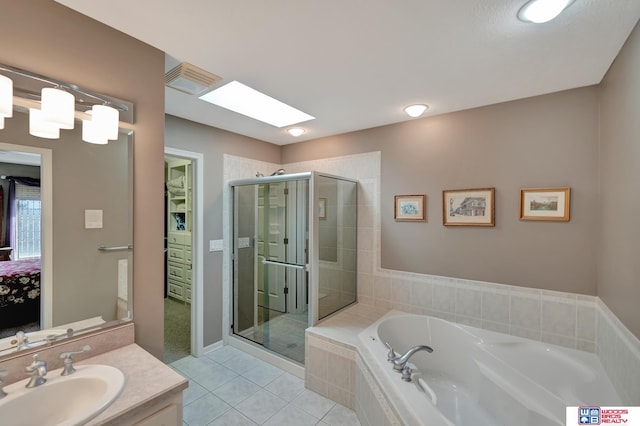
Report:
227,334,305,379
202,339,224,355
0,142,52,328
164,147,204,357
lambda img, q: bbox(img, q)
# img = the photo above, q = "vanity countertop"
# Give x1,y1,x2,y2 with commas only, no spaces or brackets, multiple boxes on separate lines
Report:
81,343,188,425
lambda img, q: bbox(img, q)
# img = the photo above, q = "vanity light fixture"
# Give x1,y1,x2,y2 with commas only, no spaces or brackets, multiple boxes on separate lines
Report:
287,127,305,137
82,119,108,145
41,87,75,130
0,74,12,130
0,62,134,142
518,0,574,23
29,108,60,139
90,105,119,140
404,104,428,118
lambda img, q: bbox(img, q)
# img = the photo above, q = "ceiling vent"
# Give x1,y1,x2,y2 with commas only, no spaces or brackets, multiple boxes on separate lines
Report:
165,62,222,95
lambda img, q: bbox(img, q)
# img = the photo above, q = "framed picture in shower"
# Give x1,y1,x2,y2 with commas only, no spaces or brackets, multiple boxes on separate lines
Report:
443,188,495,226
394,194,426,222
519,187,570,221
318,198,327,219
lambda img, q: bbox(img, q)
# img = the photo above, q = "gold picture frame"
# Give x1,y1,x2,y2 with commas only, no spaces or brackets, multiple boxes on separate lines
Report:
443,188,495,226
394,194,426,222
519,187,571,221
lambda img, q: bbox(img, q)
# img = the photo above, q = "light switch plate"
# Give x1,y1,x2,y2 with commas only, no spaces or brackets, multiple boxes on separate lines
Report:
85,209,103,229
210,239,223,252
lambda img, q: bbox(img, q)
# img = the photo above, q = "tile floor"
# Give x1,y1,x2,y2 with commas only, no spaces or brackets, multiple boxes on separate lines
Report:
170,345,361,426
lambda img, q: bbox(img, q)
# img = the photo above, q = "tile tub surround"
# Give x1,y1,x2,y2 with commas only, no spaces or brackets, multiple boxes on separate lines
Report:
306,304,389,410
597,299,640,405
355,354,401,426
365,272,600,353
0,321,135,386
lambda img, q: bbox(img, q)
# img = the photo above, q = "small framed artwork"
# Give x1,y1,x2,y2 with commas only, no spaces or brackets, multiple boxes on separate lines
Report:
394,194,426,222
318,198,327,219
443,188,495,227
519,187,571,221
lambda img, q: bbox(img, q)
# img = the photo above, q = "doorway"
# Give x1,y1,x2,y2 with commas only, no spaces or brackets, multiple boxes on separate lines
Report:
164,148,204,363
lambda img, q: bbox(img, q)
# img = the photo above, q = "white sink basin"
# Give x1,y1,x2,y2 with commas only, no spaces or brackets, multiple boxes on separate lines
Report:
0,364,125,426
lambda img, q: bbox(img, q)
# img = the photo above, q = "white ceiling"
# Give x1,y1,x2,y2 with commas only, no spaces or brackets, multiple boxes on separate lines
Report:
55,0,640,146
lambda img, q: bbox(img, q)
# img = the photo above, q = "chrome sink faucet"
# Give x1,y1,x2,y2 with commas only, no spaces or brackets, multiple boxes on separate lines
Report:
59,345,91,376
385,342,434,372
25,354,47,388
15,331,29,350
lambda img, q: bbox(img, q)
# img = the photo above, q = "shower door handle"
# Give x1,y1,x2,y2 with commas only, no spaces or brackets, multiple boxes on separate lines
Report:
261,259,308,271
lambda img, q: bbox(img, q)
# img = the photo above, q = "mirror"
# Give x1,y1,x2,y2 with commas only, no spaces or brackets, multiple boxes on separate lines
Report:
0,110,133,357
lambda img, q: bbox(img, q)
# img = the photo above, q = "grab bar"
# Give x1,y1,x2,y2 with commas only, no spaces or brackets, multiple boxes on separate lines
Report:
98,245,133,252
261,259,307,271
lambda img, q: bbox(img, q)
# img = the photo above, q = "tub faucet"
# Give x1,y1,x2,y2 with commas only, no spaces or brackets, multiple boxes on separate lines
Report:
25,354,47,388
391,345,433,372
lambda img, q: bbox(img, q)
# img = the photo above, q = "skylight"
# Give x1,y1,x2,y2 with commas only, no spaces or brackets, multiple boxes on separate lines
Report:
199,81,314,128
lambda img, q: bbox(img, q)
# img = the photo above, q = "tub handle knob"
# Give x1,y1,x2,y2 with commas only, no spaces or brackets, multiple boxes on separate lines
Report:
401,366,413,382
384,341,397,362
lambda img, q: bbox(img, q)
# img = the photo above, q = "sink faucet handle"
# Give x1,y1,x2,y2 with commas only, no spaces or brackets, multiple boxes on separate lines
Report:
25,354,47,388
383,341,397,362
0,370,8,398
26,353,47,372
59,345,91,376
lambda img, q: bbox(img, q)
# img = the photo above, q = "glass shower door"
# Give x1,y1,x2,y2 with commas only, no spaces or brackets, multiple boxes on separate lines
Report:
233,178,309,364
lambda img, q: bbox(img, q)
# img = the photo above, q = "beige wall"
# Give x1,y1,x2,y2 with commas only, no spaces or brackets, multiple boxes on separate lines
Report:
598,21,640,338
283,87,600,295
0,1,166,358
165,115,280,345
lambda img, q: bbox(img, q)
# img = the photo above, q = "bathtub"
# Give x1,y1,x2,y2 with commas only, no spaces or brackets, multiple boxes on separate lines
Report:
357,311,621,426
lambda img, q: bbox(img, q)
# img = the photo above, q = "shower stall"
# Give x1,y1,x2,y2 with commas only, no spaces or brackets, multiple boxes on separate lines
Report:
230,172,357,365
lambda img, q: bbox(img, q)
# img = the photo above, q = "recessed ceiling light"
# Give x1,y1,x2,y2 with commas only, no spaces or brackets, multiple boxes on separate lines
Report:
518,0,574,24
404,104,428,118
287,128,305,137
199,81,315,128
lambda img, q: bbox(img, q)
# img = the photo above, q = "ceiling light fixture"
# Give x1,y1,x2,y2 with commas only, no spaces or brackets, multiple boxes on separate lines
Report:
518,0,574,23
199,81,315,128
287,128,305,137
404,104,428,118
0,74,13,130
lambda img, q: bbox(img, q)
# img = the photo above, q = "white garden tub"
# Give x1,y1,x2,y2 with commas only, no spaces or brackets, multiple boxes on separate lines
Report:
357,311,621,426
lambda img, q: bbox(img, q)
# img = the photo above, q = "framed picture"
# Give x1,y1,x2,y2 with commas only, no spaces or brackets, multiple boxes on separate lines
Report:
318,198,327,219
443,188,495,226
519,187,570,221
394,194,426,222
